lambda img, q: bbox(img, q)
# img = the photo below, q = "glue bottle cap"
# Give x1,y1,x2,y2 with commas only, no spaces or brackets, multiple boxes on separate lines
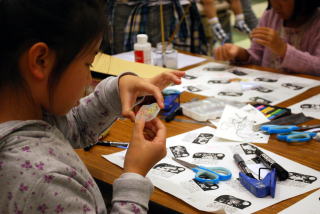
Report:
137,34,148,44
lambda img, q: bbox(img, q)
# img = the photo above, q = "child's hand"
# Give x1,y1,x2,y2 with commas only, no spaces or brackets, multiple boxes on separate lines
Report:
214,43,243,61
124,118,167,176
119,75,164,121
251,27,287,57
147,70,185,90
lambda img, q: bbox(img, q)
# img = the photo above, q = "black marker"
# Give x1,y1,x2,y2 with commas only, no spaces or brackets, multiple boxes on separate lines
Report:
233,153,255,178
255,148,289,181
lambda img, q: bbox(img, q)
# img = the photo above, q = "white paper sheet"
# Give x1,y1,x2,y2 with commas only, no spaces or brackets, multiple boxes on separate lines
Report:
113,51,206,69
103,126,320,214
278,189,320,214
165,62,320,105
215,105,270,143
288,94,320,120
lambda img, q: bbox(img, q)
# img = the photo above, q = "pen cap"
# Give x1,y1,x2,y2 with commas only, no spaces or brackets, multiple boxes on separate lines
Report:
233,153,243,164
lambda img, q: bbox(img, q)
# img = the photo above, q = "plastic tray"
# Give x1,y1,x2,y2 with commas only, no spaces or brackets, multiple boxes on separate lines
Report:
181,97,245,121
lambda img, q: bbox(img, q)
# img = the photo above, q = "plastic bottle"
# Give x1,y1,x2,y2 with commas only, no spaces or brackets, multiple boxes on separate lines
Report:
134,34,152,64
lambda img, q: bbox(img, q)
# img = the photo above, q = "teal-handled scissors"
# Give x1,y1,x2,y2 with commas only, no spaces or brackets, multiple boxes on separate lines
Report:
260,124,320,134
277,131,317,143
172,158,232,184
260,124,319,143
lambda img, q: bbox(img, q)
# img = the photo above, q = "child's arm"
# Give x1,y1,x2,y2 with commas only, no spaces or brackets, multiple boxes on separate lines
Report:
23,171,153,214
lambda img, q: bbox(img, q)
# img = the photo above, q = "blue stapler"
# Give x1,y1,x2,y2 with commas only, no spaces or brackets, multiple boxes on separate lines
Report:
161,89,181,121
239,168,277,198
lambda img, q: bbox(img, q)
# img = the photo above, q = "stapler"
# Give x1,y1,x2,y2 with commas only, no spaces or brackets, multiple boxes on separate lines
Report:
239,168,276,198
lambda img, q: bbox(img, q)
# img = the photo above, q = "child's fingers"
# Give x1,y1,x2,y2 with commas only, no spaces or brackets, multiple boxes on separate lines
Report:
251,33,271,42
140,84,164,109
133,117,146,138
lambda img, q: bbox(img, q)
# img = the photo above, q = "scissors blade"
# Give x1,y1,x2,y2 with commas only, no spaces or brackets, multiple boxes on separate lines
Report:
172,158,199,169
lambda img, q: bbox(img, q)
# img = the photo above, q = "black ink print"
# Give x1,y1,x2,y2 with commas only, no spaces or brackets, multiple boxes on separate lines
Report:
183,75,197,80
288,172,317,184
230,69,247,76
208,80,230,84
193,153,225,160
253,86,273,93
214,195,252,209
281,83,304,90
300,104,320,110
249,96,272,104
240,143,257,155
170,146,190,158
193,179,219,191
218,91,243,97
153,163,185,174
184,86,202,92
192,133,214,145
254,77,278,82
203,66,228,71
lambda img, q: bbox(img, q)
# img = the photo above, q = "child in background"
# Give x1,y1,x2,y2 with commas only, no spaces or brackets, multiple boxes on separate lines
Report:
202,0,251,42
0,0,184,213
214,0,320,76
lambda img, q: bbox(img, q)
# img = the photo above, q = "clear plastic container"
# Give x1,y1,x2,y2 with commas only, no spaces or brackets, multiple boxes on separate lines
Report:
181,97,245,121
153,42,178,69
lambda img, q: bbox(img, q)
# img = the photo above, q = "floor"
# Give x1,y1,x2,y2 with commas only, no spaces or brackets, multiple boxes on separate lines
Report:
232,0,268,48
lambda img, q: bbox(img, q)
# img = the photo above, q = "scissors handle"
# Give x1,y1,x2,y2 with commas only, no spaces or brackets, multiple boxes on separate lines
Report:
260,125,299,134
193,166,232,184
277,131,316,143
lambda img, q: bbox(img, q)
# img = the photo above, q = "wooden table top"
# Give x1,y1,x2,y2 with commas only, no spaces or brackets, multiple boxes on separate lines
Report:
76,60,320,214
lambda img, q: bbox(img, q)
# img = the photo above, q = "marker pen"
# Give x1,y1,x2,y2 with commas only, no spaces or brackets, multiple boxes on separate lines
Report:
266,108,282,119
268,109,286,120
233,153,255,178
255,105,265,110
255,148,289,181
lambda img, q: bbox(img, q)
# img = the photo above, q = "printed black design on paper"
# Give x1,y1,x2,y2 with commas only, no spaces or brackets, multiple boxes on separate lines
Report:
240,143,257,155
249,96,272,104
253,86,273,93
170,146,190,158
300,104,320,110
208,80,230,84
254,77,278,82
193,153,225,160
193,179,219,191
214,195,252,209
153,163,185,174
184,86,202,92
281,83,304,90
192,133,214,145
218,91,243,97
288,172,317,184
230,69,247,76
183,74,197,80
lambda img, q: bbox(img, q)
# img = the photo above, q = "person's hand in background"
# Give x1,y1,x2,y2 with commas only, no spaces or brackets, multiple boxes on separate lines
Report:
251,27,287,57
214,43,249,62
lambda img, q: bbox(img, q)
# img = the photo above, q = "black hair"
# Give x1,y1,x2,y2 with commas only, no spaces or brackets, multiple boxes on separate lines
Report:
0,0,107,92
267,0,320,21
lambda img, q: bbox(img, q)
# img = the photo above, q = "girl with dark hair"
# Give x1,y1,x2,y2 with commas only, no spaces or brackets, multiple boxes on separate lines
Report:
214,0,320,76
0,0,184,213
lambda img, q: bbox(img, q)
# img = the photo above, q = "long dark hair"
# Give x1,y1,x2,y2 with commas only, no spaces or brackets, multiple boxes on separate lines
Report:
267,0,320,21
0,0,107,92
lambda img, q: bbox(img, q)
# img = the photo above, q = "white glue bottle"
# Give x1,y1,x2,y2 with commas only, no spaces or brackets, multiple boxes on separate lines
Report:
134,34,151,64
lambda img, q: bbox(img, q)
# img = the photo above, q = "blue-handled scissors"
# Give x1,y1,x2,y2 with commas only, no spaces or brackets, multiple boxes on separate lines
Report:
260,125,319,143
172,158,232,184
277,131,317,143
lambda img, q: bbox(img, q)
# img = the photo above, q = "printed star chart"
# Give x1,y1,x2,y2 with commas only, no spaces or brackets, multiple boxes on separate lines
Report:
166,62,320,105
103,126,320,214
